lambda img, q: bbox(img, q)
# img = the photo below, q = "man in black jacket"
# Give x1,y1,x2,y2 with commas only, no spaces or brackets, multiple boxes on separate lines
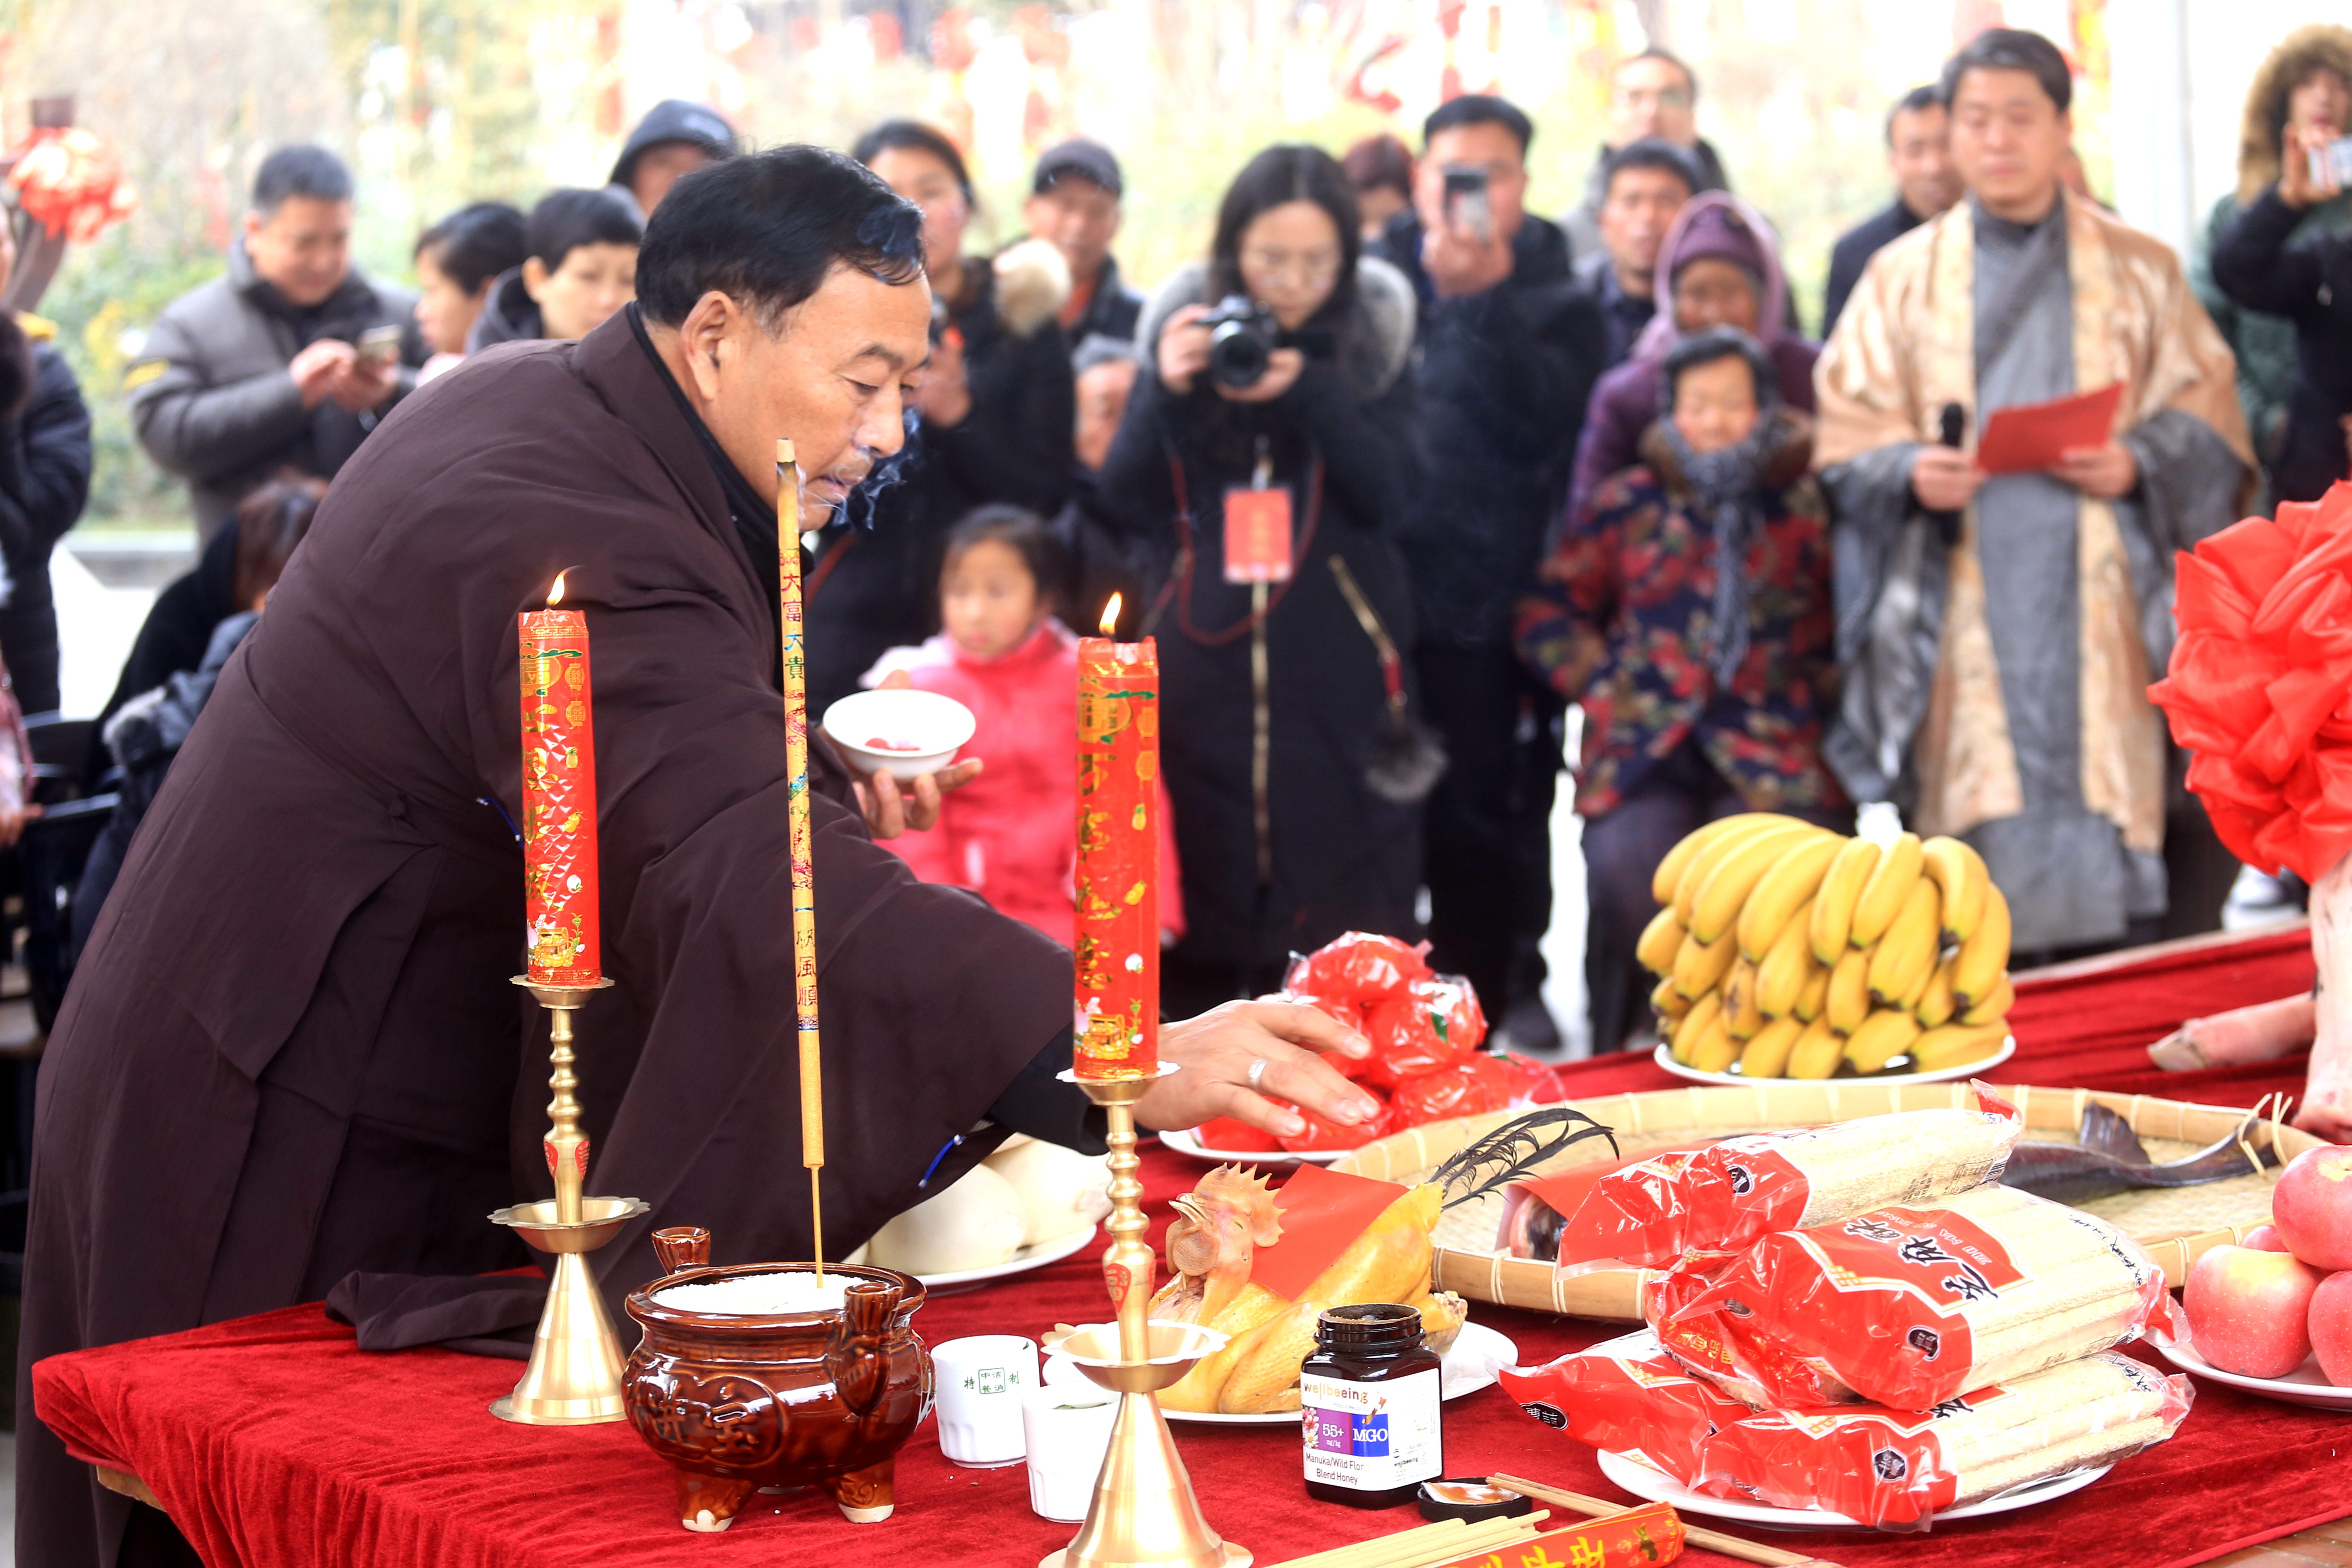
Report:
1025,139,1143,352
1375,94,1608,1051
0,224,91,716
1821,86,1961,335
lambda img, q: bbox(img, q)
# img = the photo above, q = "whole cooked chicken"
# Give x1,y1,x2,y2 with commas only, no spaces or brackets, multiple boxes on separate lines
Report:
1150,1165,1466,1414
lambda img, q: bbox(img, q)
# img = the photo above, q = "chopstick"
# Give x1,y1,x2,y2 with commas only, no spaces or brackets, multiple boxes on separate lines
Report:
1260,1507,1551,1568
1488,1474,1846,1568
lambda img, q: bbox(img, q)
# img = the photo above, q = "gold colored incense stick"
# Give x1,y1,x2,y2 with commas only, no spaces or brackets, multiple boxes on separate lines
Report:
776,438,825,1283
1489,1474,1846,1568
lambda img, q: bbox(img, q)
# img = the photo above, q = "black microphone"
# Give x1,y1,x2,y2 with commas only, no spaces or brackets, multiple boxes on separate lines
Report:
1926,402,1966,545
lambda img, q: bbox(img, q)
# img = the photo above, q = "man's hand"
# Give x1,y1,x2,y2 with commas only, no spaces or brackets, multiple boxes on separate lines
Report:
1138,998,1380,1140
0,800,43,850
1215,347,1303,404
290,340,355,410
1157,304,1213,396
2050,441,2138,499
915,327,973,429
830,669,981,839
1421,219,1512,300
1910,445,1984,511
328,351,399,414
2282,123,2344,211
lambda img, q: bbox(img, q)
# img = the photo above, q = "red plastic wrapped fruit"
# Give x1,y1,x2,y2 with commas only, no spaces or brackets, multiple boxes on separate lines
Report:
1390,1054,1520,1127
1190,1116,1285,1154
1357,976,1486,1090
1279,1096,1397,1153
1283,932,1433,1016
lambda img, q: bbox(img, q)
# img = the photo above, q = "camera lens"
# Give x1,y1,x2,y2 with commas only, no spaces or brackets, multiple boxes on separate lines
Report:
1209,322,1271,389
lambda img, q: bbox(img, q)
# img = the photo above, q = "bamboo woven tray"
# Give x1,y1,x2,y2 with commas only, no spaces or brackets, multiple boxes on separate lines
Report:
1331,1081,2319,1321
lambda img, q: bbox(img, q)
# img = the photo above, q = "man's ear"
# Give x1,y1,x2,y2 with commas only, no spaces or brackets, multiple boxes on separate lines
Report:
677,290,741,402
521,256,551,305
241,210,263,248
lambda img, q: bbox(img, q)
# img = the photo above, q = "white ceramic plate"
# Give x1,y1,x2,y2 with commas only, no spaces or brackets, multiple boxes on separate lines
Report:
2156,1326,2352,1409
913,1224,1097,1292
1043,1321,1519,1426
1595,1447,2110,1528
1651,1035,2016,1090
1158,1127,1349,1167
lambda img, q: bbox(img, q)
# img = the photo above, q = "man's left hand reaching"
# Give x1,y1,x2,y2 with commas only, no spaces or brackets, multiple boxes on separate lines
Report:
2050,441,2138,500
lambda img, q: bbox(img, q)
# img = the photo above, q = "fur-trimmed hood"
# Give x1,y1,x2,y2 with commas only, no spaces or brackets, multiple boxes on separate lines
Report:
2237,25,2352,202
1636,406,1815,502
1133,255,1417,402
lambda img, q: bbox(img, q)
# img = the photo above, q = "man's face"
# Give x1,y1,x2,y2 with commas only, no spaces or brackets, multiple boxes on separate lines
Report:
243,196,352,308
631,143,718,218
1598,166,1690,295
1609,57,1697,149
1074,357,1137,473
1948,67,2069,220
1413,122,1528,245
1888,103,1961,218
1023,177,1121,286
696,266,933,519
2291,66,2351,138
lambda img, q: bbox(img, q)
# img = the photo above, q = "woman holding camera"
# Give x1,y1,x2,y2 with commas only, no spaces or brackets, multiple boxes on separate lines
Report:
1101,144,1426,1016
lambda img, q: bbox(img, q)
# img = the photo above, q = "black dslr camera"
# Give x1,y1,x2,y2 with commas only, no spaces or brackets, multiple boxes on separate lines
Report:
1201,294,1279,389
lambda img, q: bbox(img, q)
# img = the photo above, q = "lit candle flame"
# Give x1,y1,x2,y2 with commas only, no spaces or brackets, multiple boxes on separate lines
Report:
547,573,567,608
1099,594,1121,637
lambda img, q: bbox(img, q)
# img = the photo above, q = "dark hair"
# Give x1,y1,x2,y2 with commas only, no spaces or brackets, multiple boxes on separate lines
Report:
1422,93,1533,155
1208,144,1361,325
1624,46,1699,103
1339,134,1414,199
1940,28,2072,114
1602,137,1700,200
233,474,328,608
636,146,925,330
251,145,352,216
851,119,976,207
943,504,1070,612
414,202,528,296
1660,325,1776,412
1886,84,1945,142
525,189,642,276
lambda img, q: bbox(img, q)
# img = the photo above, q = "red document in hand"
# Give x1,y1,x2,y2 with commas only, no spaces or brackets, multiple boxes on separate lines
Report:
1974,381,2124,474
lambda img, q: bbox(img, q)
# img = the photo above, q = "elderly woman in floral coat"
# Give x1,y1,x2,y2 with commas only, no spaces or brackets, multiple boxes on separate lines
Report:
1518,327,1847,1054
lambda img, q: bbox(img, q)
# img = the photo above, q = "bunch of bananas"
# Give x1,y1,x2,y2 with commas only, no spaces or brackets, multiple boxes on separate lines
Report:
1636,814,2014,1080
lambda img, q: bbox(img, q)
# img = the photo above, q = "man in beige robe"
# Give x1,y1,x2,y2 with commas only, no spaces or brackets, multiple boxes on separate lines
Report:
1815,28,2252,957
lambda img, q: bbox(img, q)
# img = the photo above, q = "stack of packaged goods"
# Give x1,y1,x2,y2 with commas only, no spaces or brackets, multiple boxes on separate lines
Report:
1498,1093,2193,1530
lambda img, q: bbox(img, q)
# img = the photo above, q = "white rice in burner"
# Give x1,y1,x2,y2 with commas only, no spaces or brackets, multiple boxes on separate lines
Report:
654,1271,852,1314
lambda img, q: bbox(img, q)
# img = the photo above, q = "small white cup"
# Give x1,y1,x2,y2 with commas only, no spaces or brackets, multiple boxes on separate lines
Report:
932,1335,1041,1467
1023,1387,1119,1522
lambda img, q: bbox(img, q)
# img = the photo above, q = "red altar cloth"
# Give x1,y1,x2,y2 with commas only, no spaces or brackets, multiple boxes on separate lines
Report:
32,925,2336,1568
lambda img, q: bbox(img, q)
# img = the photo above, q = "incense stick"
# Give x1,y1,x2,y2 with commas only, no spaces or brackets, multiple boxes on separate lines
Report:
1259,1509,1550,1568
1488,1474,1846,1568
775,438,825,1283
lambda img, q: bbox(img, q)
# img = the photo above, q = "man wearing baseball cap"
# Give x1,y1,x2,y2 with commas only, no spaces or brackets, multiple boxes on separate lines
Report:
607,98,739,220
1024,138,1142,351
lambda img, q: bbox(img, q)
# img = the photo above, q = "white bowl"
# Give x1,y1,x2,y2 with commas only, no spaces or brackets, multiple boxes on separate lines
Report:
822,688,977,780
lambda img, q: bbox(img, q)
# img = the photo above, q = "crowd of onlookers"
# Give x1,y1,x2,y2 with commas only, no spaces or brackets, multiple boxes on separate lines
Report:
5,21,2350,1054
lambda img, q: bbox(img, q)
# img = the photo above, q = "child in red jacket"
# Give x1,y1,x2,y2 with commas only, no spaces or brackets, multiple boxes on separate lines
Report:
866,506,1182,947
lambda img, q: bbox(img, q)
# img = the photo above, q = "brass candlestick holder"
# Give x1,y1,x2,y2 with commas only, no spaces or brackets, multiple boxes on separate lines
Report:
488,976,648,1425
1041,1064,1249,1568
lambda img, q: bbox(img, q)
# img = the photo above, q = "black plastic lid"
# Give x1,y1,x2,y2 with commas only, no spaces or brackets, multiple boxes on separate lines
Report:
1417,1479,1534,1524
1314,1302,1426,1352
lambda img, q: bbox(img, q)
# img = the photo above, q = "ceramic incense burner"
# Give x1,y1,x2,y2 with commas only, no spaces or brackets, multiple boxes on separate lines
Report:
623,1225,933,1531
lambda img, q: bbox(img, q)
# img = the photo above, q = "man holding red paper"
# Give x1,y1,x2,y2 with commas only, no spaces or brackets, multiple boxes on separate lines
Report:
1814,28,2252,957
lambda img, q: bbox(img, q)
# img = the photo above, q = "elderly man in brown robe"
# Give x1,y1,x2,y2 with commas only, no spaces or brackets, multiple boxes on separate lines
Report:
18,148,1382,1567
1816,29,2252,960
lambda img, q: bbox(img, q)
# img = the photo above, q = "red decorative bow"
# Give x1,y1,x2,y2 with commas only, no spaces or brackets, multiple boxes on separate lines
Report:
7,127,136,244
2150,481,2352,885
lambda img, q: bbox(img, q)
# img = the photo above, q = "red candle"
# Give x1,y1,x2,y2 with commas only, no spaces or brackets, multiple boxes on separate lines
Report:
518,576,601,986
1075,598,1159,1079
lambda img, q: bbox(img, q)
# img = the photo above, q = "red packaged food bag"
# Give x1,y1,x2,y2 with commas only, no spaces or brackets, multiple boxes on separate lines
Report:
1357,976,1485,1089
1554,1086,2023,1271
1279,1095,1396,1153
1493,1049,1574,1107
1190,1116,1286,1154
1282,932,1432,1014
1498,1330,1748,1483
1390,1054,1518,1127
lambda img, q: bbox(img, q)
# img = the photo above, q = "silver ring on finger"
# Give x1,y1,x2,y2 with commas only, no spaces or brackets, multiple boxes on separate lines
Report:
1246,1056,1269,1092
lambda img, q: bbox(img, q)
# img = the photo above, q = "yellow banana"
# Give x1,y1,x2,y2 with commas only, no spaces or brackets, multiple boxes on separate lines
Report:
1794,965,1832,1023
1651,812,1781,904
1917,956,1960,1029
1635,905,1687,974
1950,882,2011,1009
1920,836,1989,944
1808,836,1881,963
1652,974,1693,1021
1755,898,1818,1019
1672,926,1740,1001
1687,1007,1740,1073
1912,1019,2009,1073
1961,974,2014,1027
1848,831,1924,949
1670,989,1724,1064
1722,957,1764,1040
1844,1008,1923,1074
1674,815,1803,925
1736,834,1844,960
1827,946,1872,1034
1739,1015,1805,1078
1867,879,1942,1006
1690,822,1826,944
1787,1015,1844,1078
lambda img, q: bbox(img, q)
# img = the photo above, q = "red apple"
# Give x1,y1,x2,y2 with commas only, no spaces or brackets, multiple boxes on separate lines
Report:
2272,1145,2352,1270
2243,1223,2290,1253
2184,1244,2324,1378
2312,1271,2352,1386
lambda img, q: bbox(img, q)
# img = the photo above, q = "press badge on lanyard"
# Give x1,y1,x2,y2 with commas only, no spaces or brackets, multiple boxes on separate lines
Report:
1224,449,1293,584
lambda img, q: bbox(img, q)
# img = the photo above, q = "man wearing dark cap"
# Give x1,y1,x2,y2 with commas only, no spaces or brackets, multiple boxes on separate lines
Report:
606,98,738,220
1024,138,1142,350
